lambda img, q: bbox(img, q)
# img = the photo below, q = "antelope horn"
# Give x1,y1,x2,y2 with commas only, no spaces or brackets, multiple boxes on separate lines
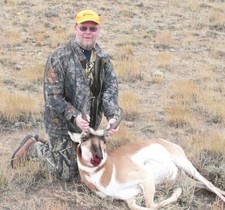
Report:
81,94,89,121
104,108,124,136
87,108,124,137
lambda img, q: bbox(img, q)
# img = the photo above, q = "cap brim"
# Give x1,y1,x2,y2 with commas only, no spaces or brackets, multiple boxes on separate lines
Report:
77,18,100,24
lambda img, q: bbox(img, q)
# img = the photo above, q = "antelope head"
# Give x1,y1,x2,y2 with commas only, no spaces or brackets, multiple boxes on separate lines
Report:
69,104,124,167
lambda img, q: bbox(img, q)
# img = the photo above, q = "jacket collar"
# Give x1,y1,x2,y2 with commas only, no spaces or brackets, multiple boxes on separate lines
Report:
70,37,107,60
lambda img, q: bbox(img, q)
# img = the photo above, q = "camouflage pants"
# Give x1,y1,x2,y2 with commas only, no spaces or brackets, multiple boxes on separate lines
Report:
29,135,78,181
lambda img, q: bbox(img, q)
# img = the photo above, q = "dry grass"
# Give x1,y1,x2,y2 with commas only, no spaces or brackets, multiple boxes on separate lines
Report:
19,63,44,85
209,8,225,25
107,124,135,150
4,0,16,6
157,51,172,68
188,132,225,156
48,28,72,48
119,91,140,121
2,30,22,45
0,87,41,122
187,0,200,11
211,198,224,210
154,30,174,47
163,80,199,128
164,103,198,129
163,79,225,129
115,51,144,82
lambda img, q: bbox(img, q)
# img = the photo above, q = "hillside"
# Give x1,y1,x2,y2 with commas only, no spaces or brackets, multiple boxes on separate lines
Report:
0,0,225,209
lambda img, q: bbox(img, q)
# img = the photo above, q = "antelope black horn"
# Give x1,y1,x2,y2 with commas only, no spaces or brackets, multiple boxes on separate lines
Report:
81,94,89,121
104,108,124,136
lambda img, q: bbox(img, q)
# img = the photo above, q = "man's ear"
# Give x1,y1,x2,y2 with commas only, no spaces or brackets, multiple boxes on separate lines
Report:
74,24,78,31
68,131,81,143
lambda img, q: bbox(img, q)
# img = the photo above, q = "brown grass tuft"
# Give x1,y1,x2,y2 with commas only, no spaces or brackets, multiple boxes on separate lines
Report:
163,80,199,128
189,132,225,156
119,91,140,121
154,30,174,46
187,0,200,11
211,197,224,210
0,88,41,122
4,0,16,6
158,51,172,67
19,63,44,85
2,30,22,45
115,45,144,82
107,124,134,151
209,8,225,25
164,79,225,128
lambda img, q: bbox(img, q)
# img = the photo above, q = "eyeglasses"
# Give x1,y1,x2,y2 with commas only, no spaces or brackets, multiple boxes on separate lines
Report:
77,25,99,32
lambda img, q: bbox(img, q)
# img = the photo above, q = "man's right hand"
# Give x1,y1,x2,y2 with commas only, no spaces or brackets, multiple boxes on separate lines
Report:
75,114,90,132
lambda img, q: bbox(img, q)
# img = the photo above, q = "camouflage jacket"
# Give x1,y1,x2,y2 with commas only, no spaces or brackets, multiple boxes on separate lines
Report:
44,37,120,137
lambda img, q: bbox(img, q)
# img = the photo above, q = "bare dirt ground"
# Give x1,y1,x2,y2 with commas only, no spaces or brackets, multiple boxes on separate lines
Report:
0,0,225,209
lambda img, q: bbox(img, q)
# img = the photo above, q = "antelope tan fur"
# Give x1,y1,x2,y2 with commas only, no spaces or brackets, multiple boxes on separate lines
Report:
69,121,225,209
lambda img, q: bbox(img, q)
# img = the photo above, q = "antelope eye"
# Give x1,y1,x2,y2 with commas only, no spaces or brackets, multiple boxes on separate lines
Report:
81,136,88,142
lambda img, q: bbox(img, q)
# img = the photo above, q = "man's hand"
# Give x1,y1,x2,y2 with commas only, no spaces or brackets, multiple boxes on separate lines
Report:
75,114,90,132
106,118,119,137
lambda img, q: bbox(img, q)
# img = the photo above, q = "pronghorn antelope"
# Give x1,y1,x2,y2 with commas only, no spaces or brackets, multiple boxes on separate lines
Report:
69,110,225,210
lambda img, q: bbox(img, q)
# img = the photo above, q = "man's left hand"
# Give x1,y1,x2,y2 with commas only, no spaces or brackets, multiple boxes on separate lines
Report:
106,118,119,137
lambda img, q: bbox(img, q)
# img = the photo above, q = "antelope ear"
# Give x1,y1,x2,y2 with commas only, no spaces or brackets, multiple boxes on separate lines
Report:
68,131,81,143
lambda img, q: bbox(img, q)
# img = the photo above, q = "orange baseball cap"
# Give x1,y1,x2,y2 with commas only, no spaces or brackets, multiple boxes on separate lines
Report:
75,10,100,24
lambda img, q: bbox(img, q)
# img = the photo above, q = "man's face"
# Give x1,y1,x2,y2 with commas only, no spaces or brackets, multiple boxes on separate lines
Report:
75,21,100,50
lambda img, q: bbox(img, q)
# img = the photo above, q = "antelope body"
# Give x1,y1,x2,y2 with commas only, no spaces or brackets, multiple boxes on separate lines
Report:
69,107,225,209
69,129,225,210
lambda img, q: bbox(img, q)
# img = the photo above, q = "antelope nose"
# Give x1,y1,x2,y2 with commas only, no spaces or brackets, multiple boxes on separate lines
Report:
96,153,103,159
